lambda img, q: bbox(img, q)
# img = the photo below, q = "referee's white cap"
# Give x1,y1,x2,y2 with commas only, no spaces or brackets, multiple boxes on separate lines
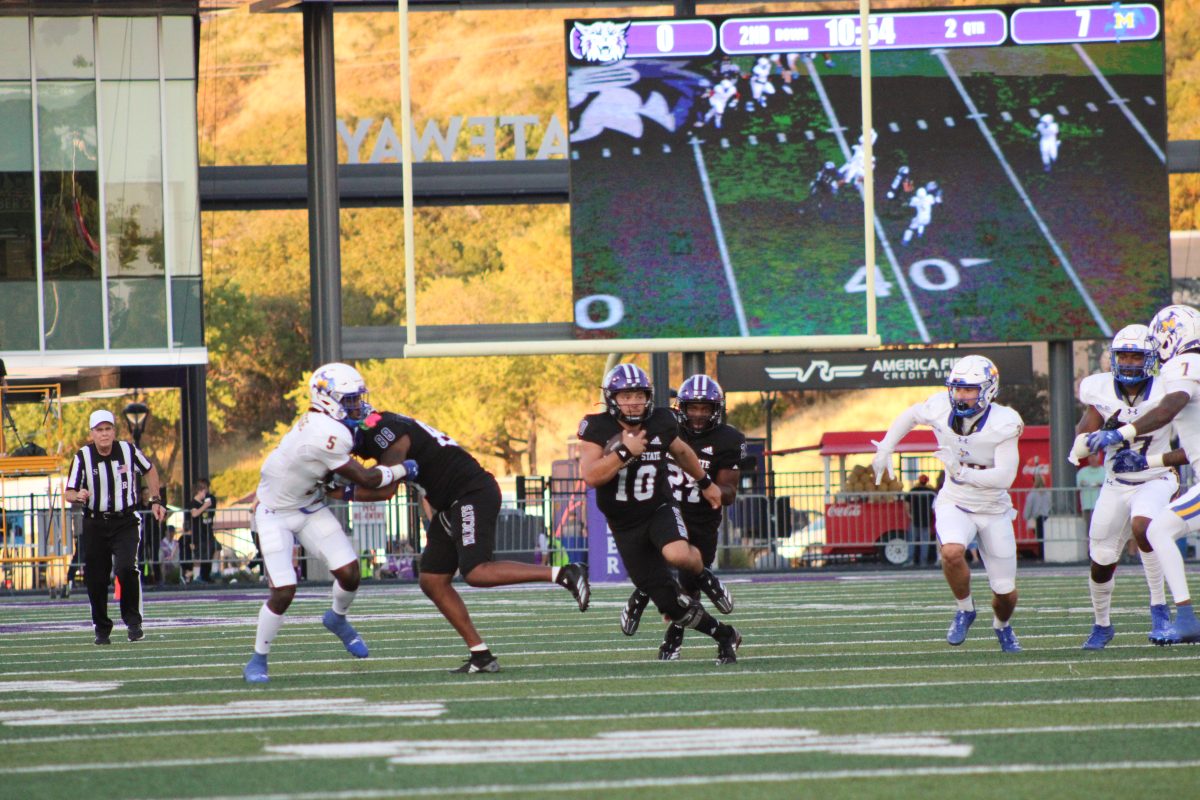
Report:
88,410,115,429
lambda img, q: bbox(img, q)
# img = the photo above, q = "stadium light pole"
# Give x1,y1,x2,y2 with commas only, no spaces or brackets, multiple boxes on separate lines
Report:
122,400,150,449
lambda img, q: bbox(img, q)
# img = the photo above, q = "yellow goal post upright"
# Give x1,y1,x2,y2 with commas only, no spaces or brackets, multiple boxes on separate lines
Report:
393,0,883,359
0,383,70,594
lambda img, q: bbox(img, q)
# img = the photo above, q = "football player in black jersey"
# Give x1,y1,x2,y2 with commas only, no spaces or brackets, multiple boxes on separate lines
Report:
348,410,590,674
620,374,745,660
578,364,742,664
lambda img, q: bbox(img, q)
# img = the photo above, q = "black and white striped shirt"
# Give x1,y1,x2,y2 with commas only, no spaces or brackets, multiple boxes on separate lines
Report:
67,442,152,514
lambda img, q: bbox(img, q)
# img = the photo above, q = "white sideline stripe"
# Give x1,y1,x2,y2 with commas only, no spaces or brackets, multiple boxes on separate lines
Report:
136,759,1200,799
803,58,930,343
3,648,1198,692
1073,44,1165,163
691,137,749,336
10,714,1200,749
935,50,1111,337
5,676,1200,744
38,759,1200,790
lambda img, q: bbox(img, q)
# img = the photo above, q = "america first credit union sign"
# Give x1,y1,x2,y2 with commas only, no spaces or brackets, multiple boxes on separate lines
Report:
717,347,1033,392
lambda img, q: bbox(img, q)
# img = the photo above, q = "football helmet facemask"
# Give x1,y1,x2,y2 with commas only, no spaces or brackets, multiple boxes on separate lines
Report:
1109,323,1157,384
602,364,653,426
310,363,370,428
675,374,725,434
946,355,999,418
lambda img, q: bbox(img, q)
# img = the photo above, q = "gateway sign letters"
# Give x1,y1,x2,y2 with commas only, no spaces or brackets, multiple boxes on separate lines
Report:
718,347,1033,391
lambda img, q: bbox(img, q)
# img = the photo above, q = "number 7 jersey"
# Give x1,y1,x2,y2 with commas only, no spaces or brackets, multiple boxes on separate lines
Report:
1078,372,1174,482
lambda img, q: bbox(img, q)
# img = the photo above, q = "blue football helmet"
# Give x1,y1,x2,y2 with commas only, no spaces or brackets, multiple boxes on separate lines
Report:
309,362,370,429
946,355,999,418
1109,324,1157,384
675,374,725,434
602,363,653,425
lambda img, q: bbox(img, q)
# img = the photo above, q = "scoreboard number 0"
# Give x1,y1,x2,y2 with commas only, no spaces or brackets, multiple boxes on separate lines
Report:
656,23,674,53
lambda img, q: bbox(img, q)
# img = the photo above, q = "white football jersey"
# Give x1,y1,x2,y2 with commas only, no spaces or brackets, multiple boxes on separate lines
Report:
1037,119,1059,142
1160,352,1200,462
1078,372,1174,482
909,193,938,224
256,411,353,512
910,392,1023,514
751,59,772,82
710,79,737,110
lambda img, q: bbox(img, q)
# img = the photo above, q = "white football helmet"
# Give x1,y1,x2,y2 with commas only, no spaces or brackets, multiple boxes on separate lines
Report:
945,355,999,417
1109,323,1157,384
1148,305,1200,363
1040,113,1053,124
309,362,369,426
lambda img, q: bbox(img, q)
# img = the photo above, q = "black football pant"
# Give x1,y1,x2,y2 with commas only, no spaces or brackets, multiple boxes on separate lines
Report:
83,515,142,634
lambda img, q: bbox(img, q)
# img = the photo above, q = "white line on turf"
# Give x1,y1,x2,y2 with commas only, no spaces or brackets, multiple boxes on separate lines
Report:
934,49,1112,337
690,137,749,336
1072,43,1165,163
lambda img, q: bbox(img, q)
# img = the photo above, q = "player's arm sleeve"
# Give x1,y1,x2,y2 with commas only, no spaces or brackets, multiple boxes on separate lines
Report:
956,436,1020,489
875,403,923,452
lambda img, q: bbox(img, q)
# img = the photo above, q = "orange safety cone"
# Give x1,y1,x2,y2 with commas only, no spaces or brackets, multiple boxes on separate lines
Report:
114,576,121,600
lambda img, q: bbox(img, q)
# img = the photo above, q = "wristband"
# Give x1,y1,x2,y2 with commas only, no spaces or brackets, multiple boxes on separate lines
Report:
696,476,714,491
149,498,163,507
375,465,396,488
1117,424,1138,442
1147,454,1165,469
613,443,634,463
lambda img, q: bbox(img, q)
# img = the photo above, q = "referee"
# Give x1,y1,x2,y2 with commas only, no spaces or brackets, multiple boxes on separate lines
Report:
65,410,167,645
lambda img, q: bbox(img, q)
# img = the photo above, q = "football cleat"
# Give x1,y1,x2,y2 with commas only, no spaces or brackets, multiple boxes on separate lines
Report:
621,589,649,636
450,653,500,674
1149,604,1175,645
557,563,591,612
243,652,269,684
658,624,684,661
322,610,369,658
127,625,145,643
715,626,742,665
1081,624,1115,650
946,609,977,646
1171,604,1200,644
698,568,734,614
995,625,1023,653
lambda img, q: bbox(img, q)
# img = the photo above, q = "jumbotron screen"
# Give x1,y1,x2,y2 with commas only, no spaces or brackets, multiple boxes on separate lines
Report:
565,2,1169,344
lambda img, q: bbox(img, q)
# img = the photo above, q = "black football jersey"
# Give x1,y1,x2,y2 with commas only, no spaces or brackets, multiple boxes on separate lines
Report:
353,411,491,510
668,423,746,528
577,407,680,527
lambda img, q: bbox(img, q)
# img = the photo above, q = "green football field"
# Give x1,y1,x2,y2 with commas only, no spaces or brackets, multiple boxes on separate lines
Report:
2,572,1199,799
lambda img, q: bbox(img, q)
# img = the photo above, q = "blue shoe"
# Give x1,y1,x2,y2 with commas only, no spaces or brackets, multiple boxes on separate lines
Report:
995,625,1023,653
1148,604,1175,645
243,652,269,684
323,610,369,658
1172,605,1200,644
1081,624,1115,650
946,609,976,646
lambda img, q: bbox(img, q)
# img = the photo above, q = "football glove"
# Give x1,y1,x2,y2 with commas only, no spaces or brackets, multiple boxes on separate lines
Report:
1109,449,1148,474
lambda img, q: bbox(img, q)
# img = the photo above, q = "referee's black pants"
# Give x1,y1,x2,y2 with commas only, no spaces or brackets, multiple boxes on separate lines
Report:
82,514,142,634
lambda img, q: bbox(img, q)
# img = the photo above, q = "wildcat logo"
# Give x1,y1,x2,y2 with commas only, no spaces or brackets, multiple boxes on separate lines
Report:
765,361,868,385
574,20,631,63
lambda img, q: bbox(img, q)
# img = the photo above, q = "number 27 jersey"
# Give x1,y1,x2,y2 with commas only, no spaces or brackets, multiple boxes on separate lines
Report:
1078,372,1173,482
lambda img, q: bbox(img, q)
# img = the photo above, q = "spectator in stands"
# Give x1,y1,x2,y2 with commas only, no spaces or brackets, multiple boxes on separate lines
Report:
906,474,937,567
1024,474,1052,544
159,525,179,583
1075,453,1105,531
185,479,217,583
140,486,168,585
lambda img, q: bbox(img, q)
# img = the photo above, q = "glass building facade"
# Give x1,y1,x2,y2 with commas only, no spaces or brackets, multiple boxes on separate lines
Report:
0,14,202,361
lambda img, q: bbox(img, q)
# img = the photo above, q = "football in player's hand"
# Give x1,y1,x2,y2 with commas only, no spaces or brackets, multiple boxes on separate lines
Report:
603,432,625,454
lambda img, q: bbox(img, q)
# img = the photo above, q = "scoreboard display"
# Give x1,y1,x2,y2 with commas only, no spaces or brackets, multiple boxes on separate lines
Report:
566,3,1168,345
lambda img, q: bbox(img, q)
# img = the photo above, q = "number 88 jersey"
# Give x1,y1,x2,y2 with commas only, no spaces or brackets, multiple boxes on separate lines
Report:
577,407,681,527
1078,372,1174,482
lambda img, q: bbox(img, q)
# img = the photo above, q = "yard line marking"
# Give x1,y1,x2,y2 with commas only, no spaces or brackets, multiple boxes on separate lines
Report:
1073,43,1165,163
691,138,749,336
805,129,815,140
888,121,900,132
1057,104,1069,116
943,117,955,127
776,132,787,143
1144,95,1156,106
1086,101,1099,111
0,680,119,693
935,49,1112,337
1000,110,1012,121
25,759,1200,790
803,58,930,342
748,134,758,146
631,146,640,156
916,118,928,130
0,699,445,727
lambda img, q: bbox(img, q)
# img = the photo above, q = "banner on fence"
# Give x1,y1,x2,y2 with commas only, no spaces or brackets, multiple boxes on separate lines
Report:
586,488,627,583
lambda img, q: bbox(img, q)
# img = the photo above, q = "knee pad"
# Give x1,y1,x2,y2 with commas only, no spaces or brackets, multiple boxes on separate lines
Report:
987,577,1016,595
